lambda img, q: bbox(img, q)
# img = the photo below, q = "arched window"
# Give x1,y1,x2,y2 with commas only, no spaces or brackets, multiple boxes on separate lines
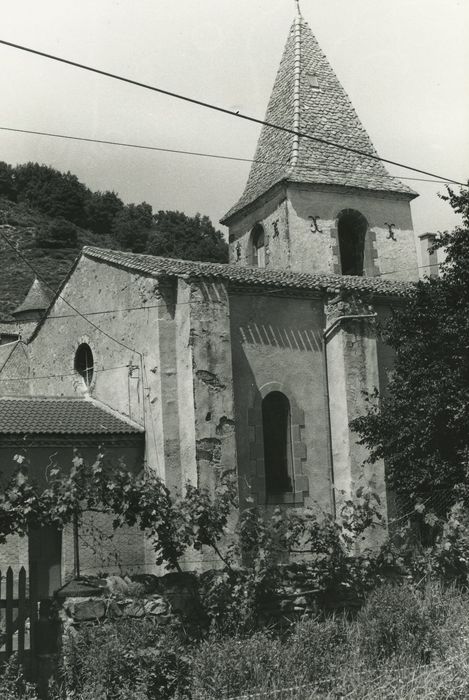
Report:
337,209,368,276
262,391,293,495
251,224,265,267
75,343,94,387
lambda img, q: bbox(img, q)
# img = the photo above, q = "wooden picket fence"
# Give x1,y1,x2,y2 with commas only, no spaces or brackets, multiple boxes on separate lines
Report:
0,565,38,668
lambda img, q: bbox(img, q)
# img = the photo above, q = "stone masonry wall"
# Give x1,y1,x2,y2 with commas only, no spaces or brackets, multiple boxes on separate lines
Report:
287,185,418,281
226,183,419,282
229,290,332,514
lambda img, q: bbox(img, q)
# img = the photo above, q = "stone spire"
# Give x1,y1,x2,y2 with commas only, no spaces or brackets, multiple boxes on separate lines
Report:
221,15,416,224
12,278,53,321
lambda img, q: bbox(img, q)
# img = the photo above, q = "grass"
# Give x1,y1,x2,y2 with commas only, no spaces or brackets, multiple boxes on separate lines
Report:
189,581,469,700
3,580,469,698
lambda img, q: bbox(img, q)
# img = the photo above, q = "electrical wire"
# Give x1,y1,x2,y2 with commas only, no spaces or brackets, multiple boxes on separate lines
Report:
0,256,442,322
0,124,458,186
0,229,141,356
0,363,130,383
0,38,465,187
0,242,444,326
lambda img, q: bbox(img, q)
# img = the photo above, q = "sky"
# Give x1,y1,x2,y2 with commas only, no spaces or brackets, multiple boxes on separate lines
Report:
0,0,468,238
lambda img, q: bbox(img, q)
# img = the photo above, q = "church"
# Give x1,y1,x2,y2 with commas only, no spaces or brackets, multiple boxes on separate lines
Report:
0,8,429,578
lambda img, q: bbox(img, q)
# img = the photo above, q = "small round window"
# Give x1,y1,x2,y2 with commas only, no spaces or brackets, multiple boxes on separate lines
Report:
75,343,94,387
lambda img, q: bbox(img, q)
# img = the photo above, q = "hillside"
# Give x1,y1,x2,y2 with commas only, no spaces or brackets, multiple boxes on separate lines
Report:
0,160,228,321
0,197,121,320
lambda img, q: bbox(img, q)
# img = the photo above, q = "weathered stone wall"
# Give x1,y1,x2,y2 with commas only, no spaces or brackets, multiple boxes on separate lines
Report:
229,290,332,513
286,185,418,281
0,340,30,395
226,183,419,283
324,296,391,539
227,186,289,266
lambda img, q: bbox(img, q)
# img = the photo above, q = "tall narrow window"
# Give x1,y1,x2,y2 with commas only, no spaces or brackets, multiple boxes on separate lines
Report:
262,391,293,495
251,224,265,267
337,209,368,276
75,343,94,387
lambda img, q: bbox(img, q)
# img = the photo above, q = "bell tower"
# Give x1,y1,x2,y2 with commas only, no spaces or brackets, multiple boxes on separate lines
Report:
221,8,419,282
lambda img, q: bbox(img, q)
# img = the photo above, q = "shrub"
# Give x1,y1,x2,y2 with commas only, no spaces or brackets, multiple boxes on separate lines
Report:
35,218,78,248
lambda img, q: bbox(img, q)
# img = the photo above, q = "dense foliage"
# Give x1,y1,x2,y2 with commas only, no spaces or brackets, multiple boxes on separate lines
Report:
352,184,469,503
0,160,228,260
0,161,228,318
5,450,469,697
147,211,228,263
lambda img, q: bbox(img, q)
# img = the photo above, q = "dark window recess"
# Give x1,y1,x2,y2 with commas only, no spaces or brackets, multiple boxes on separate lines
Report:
251,223,265,267
262,391,293,494
75,343,94,386
338,209,368,276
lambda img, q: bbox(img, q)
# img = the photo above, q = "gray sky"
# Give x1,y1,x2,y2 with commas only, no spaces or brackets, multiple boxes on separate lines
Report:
1,0,468,237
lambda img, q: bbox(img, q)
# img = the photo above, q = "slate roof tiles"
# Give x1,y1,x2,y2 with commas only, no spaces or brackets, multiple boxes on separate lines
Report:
222,17,416,222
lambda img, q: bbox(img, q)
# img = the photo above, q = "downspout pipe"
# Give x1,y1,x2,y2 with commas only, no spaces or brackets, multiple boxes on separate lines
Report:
322,313,378,518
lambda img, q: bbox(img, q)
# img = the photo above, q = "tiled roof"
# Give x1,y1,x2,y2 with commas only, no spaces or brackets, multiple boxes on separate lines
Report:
83,247,412,298
13,278,53,317
0,397,144,435
222,17,416,222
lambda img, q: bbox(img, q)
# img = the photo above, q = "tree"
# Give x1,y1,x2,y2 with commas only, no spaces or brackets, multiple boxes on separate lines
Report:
85,190,124,235
14,163,89,226
35,217,79,248
146,210,228,263
112,202,154,252
0,161,16,200
351,184,469,502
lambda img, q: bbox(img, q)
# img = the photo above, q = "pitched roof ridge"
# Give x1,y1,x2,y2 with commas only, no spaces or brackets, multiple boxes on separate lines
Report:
82,246,413,297
287,14,302,175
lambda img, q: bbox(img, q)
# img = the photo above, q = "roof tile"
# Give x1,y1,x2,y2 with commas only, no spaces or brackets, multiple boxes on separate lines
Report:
0,397,144,435
222,18,416,222
83,246,412,298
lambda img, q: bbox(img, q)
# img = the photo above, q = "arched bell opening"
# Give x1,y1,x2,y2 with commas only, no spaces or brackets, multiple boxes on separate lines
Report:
337,209,368,276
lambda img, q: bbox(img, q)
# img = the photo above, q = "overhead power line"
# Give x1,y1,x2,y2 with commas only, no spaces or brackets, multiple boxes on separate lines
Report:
0,229,140,356
0,256,443,322
0,363,130,383
0,125,455,185
0,38,465,187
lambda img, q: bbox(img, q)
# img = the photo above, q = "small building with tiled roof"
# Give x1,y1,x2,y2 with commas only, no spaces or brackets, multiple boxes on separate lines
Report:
0,5,422,582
